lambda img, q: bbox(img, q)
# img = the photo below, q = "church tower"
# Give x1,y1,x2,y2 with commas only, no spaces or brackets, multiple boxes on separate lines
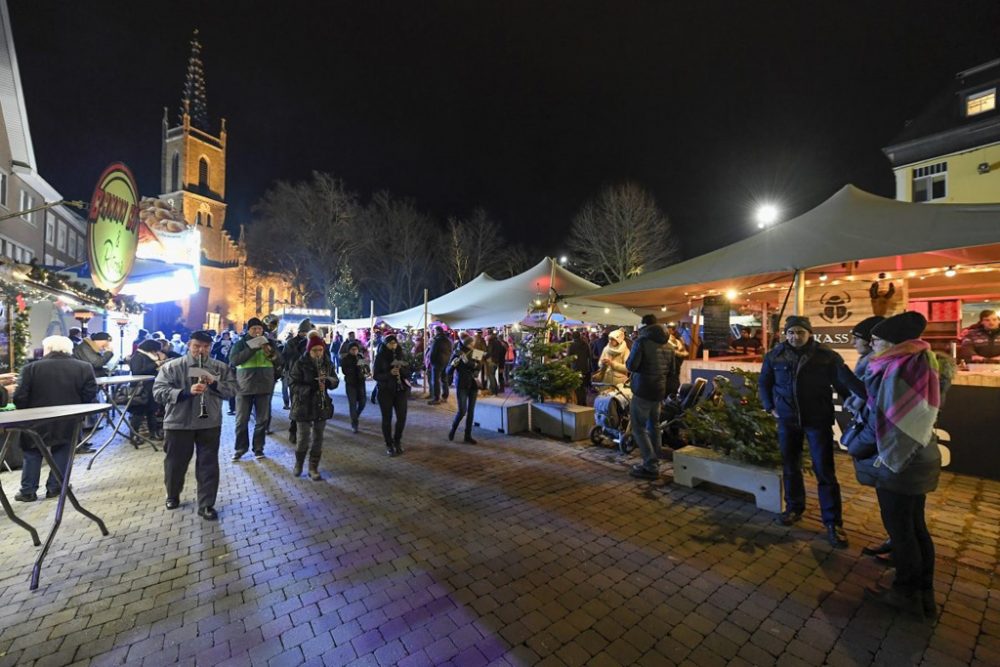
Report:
160,30,239,265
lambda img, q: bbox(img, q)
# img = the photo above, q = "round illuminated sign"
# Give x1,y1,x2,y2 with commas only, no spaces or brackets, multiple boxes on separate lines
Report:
87,163,140,295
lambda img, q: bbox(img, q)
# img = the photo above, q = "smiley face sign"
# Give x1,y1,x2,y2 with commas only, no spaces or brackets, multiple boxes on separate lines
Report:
86,163,140,295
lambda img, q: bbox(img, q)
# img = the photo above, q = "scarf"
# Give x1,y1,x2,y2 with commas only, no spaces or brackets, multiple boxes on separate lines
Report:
866,339,940,473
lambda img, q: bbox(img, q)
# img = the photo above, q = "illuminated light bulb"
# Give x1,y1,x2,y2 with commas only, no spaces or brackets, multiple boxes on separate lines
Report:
846,276,854,281
945,266,957,277
534,299,542,306
603,307,610,314
725,289,739,300
660,306,667,312
831,280,841,285
818,273,828,281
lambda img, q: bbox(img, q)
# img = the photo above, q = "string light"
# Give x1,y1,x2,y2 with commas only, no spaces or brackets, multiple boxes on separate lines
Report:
819,273,828,281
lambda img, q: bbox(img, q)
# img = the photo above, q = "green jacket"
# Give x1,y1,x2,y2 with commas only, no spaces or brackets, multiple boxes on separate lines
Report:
229,334,282,395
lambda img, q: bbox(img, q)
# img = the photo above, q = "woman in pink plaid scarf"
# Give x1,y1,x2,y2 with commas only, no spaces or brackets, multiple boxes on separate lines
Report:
860,311,954,620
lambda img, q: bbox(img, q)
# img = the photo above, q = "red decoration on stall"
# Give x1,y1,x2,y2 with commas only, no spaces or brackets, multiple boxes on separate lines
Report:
15,293,26,311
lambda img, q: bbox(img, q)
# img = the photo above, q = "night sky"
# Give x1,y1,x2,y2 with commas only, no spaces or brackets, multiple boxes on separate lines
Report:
9,1,1000,260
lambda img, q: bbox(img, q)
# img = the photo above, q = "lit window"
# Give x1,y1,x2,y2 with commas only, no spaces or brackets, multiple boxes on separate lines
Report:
912,162,947,202
967,88,996,116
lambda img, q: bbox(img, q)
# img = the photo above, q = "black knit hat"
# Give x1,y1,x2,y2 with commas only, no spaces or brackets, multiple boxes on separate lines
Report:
850,315,886,342
870,311,927,345
138,339,162,353
190,330,213,344
783,315,813,333
246,317,264,329
90,332,112,341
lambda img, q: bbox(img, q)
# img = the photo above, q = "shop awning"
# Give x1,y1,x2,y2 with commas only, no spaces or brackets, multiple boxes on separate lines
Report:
58,258,198,304
580,185,1000,308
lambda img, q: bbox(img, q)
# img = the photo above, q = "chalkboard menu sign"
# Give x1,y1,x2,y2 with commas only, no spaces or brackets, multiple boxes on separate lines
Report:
702,295,731,352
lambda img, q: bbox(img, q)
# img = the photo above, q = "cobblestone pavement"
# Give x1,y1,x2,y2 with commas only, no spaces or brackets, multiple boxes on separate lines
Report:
0,385,998,667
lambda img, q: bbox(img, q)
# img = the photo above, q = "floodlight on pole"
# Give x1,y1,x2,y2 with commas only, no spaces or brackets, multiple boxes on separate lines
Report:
559,255,568,265
755,203,780,229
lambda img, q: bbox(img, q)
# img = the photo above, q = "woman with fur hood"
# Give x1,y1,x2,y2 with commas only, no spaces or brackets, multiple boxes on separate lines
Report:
596,329,630,386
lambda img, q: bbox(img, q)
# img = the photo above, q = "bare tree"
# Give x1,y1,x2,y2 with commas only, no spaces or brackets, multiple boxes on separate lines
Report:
494,243,533,279
567,182,680,286
354,191,441,312
246,172,361,306
445,208,507,287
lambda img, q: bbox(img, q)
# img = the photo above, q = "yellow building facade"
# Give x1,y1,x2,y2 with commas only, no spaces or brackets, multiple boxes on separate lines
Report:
885,58,1000,205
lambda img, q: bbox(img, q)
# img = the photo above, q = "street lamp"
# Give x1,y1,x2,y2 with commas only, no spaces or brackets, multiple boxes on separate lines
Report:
558,255,568,265
73,308,94,336
114,316,130,368
755,203,780,229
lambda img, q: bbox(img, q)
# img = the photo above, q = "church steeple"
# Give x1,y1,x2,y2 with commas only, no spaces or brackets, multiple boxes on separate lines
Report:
179,29,209,131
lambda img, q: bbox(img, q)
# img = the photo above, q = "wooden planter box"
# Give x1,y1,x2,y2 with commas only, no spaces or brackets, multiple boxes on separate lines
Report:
531,402,595,441
673,446,783,513
473,396,530,434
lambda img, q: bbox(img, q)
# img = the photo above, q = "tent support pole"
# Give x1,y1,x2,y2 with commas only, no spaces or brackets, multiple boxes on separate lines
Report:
422,288,429,396
793,270,806,315
773,271,799,336
369,300,375,363
761,301,769,351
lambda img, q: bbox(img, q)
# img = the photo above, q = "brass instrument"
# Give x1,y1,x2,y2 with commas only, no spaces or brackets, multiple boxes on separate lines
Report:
196,354,209,419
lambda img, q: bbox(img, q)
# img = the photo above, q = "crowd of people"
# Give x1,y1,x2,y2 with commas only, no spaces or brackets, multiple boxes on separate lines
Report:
6,306,957,622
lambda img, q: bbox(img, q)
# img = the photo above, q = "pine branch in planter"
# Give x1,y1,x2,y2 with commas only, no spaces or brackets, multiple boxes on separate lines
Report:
682,368,781,467
511,325,581,402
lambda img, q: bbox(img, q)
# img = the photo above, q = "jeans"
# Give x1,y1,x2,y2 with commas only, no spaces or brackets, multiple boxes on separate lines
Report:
430,365,448,401
235,393,272,454
877,489,935,594
20,441,71,496
163,427,221,509
281,377,290,407
777,420,842,525
451,384,478,438
295,420,326,463
378,386,408,445
630,395,662,470
345,383,367,428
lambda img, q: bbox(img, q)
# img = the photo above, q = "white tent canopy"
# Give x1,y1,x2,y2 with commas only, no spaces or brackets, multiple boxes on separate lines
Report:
580,185,1000,308
369,258,639,330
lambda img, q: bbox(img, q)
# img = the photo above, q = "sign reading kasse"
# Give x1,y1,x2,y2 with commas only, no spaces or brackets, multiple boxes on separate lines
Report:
87,163,140,295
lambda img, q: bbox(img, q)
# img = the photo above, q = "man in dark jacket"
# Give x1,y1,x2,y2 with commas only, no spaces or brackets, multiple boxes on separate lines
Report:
230,318,282,460
591,330,609,373
340,340,368,433
758,315,854,548
72,331,114,377
282,319,313,444
13,335,98,501
427,327,453,405
626,315,675,480
485,330,507,395
567,331,594,405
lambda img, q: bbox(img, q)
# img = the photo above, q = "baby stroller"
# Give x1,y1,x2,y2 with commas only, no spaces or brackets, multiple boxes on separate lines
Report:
660,377,708,449
589,382,636,454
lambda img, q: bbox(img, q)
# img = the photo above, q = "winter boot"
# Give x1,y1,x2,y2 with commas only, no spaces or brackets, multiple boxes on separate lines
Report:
308,460,322,481
292,453,305,477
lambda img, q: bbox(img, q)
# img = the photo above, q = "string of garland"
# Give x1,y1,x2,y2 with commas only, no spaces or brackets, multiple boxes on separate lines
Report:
23,259,144,314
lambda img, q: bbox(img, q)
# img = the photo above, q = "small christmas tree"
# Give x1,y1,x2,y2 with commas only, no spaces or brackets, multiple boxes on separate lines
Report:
511,325,581,402
682,368,781,467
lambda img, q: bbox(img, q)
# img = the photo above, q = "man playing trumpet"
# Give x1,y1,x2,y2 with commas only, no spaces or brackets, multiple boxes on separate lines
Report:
153,330,237,520
229,317,283,461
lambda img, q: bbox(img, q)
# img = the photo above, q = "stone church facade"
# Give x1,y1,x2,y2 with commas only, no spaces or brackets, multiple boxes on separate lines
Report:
157,31,295,332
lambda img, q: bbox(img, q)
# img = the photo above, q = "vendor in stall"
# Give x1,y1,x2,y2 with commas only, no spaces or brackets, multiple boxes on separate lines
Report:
959,309,1000,363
